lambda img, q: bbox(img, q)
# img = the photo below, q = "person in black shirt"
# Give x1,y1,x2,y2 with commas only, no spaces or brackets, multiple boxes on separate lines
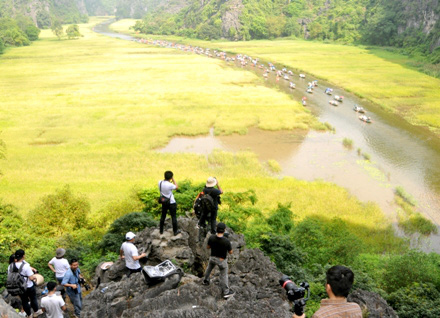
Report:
202,222,235,299
198,176,223,234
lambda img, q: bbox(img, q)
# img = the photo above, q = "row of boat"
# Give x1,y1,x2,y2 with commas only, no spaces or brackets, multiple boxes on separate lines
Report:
138,38,372,124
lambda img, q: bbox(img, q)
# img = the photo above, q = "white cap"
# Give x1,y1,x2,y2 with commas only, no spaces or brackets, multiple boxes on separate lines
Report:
125,232,136,240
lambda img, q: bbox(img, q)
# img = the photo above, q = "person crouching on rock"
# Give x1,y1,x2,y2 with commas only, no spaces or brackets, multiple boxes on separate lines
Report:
120,231,146,277
202,222,235,299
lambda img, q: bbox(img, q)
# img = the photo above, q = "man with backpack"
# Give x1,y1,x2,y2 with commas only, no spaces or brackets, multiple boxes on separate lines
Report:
197,177,223,234
7,249,44,317
158,170,181,236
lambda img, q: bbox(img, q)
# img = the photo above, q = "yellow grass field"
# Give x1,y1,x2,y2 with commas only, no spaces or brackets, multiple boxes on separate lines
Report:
112,19,440,135
0,17,399,249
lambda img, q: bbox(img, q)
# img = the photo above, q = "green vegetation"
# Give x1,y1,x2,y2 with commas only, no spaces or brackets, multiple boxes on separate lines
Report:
395,186,417,206
0,16,40,48
395,191,437,236
66,24,81,39
133,0,440,64
342,138,353,149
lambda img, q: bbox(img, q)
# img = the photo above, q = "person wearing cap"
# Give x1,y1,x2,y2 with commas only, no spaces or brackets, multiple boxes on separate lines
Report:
198,177,223,234
120,231,147,277
48,248,70,285
158,170,181,236
202,223,235,299
41,281,66,318
8,249,44,317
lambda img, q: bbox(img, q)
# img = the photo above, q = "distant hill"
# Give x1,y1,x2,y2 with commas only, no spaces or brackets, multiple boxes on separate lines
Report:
133,0,440,62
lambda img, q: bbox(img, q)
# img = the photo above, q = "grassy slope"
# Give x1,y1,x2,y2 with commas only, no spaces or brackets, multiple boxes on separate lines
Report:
114,19,440,135
0,17,399,252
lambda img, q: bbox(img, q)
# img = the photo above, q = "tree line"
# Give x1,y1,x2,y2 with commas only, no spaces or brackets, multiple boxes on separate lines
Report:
133,0,440,64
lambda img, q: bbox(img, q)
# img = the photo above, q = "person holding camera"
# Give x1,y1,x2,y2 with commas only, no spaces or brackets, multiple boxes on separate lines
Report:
120,231,147,277
62,259,83,318
158,170,181,236
294,265,362,318
198,176,223,234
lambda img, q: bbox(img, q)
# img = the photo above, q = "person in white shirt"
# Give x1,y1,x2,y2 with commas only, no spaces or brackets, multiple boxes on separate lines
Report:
158,170,181,235
120,231,146,277
41,281,66,318
8,249,43,317
48,248,70,284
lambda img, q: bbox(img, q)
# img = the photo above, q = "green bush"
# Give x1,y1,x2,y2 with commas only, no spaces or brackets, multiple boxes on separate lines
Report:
259,233,307,281
382,250,440,293
99,212,157,253
0,201,27,259
267,204,296,235
387,283,440,318
395,186,417,206
30,185,90,236
293,216,364,266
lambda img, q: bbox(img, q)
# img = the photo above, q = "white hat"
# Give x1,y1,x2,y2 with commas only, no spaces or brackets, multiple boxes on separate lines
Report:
125,232,136,240
206,177,217,187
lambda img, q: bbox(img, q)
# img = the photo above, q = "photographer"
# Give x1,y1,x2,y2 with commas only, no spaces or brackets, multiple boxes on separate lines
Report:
62,259,83,318
293,265,362,318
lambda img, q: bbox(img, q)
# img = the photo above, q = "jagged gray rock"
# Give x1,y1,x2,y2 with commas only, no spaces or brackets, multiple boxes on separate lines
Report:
84,217,398,318
0,296,21,318
348,289,398,318
84,217,292,317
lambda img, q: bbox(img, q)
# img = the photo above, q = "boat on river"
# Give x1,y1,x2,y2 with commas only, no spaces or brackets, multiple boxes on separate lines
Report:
299,74,306,78
325,88,333,95
284,75,289,80
353,105,365,113
359,115,372,123
329,100,339,106
334,95,344,102
289,82,296,89
307,88,313,94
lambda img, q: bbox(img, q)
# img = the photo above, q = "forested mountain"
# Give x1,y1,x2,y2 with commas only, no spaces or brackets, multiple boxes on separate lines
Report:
134,0,440,62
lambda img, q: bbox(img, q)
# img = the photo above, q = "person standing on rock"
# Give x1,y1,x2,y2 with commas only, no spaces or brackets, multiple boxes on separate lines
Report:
8,249,44,317
48,248,70,284
158,170,181,236
41,281,66,318
198,177,223,234
202,222,235,299
293,265,362,318
62,259,83,318
120,231,146,277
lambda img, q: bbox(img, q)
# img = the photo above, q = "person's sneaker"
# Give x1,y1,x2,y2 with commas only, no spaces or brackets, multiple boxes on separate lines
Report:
173,230,181,236
202,279,210,286
33,309,43,317
223,290,235,299
18,312,27,317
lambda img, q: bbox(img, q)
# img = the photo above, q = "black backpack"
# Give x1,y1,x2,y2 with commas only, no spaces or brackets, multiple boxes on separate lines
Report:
6,263,27,296
194,192,215,219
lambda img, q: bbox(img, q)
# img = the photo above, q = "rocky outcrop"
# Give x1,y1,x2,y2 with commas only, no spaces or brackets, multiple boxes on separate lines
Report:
348,289,398,318
0,297,21,318
84,217,292,317
83,217,398,318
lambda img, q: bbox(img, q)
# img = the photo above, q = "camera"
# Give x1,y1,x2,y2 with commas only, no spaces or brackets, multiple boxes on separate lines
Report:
79,277,91,291
279,275,310,316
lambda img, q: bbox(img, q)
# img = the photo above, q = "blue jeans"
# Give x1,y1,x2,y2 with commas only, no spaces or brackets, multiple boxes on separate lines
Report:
204,256,229,295
66,289,82,317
